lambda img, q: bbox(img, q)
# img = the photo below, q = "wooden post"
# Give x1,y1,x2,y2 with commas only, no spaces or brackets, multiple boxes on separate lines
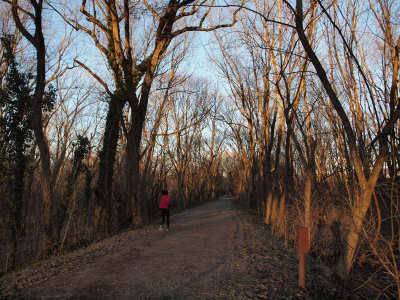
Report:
298,252,306,288
297,227,309,288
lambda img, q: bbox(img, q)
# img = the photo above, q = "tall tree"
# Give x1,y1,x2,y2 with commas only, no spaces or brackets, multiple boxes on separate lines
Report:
4,0,75,251
6,0,54,248
287,0,400,280
0,34,33,268
72,0,241,227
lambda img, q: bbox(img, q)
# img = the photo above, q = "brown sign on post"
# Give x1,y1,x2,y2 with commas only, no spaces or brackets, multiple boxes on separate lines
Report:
297,227,309,289
297,227,309,254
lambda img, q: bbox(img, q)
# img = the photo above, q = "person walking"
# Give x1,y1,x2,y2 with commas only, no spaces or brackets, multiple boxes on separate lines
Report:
159,190,171,232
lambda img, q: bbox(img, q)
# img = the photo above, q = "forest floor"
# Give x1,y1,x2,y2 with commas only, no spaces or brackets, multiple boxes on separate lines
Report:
0,197,375,299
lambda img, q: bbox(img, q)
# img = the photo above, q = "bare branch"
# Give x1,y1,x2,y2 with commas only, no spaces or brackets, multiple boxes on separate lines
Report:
74,59,112,95
2,0,35,18
70,20,108,55
176,0,206,19
45,2,79,30
143,0,160,20
200,3,296,29
316,0,376,112
172,6,241,37
9,0,36,45
79,0,108,32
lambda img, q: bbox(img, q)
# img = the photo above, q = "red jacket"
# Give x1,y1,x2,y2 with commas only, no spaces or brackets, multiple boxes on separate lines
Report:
159,195,170,209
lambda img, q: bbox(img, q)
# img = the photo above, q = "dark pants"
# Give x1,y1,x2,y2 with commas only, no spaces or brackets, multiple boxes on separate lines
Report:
161,209,170,228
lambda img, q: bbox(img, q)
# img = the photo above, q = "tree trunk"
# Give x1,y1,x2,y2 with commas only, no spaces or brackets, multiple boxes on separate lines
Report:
278,192,286,234
265,190,273,224
95,98,121,234
32,13,53,251
304,166,312,239
336,186,374,279
126,114,144,225
271,194,279,225
11,0,54,250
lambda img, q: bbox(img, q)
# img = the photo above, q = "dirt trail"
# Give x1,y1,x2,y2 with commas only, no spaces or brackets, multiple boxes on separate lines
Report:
1,197,245,298
1,197,353,299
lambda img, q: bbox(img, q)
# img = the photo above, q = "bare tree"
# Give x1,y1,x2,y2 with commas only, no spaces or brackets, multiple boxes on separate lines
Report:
70,0,241,228
165,78,210,208
285,0,400,280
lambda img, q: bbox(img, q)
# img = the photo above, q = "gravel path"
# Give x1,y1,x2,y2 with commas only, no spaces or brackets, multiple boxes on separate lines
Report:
0,197,361,299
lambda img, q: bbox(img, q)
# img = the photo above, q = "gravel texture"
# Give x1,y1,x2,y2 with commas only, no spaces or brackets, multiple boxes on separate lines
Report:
0,197,374,299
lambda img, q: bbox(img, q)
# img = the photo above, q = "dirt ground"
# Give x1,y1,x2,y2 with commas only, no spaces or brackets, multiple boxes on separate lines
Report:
0,197,371,299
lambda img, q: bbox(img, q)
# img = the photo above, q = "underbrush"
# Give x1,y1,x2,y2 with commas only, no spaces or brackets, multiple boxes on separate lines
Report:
238,208,380,299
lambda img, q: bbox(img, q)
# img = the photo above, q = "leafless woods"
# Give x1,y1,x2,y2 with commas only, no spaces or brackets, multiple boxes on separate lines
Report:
0,0,399,297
